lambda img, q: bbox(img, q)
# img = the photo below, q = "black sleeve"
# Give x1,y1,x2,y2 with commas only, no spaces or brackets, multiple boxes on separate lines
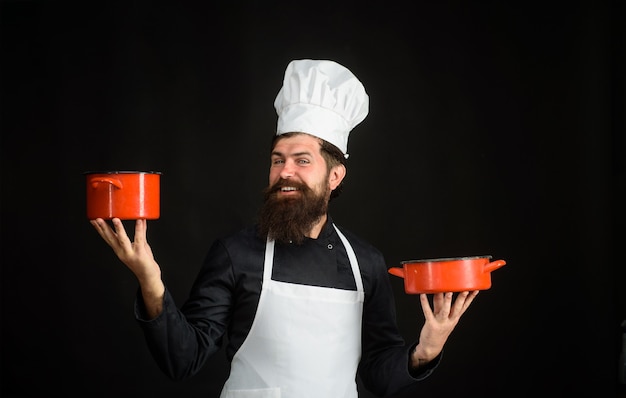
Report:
134,239,234,380
357,246,441,396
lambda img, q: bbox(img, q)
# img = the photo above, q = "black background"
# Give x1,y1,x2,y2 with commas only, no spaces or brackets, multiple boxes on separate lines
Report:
1,1,625,397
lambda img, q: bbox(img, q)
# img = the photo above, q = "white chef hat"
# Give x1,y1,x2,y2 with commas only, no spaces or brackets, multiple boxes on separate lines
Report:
274,59,369,158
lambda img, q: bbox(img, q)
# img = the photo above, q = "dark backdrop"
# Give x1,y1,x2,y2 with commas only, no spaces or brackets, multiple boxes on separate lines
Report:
2,1,625,397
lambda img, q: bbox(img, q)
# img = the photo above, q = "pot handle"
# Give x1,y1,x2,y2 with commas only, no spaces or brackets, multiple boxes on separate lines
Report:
387,267,405,279
484,259,506,273
90,177,123,190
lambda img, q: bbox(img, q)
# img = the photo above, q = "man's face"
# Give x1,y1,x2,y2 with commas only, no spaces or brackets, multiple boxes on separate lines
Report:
257,133,344,244
268,133,338,200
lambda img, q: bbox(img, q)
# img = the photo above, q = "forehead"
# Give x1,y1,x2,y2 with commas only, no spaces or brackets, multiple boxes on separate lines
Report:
272,133,322,155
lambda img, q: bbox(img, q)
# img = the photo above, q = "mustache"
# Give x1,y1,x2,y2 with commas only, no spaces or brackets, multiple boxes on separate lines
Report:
264,179,309,195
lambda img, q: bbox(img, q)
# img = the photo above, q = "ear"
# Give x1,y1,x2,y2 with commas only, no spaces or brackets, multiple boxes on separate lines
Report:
328,164,346,191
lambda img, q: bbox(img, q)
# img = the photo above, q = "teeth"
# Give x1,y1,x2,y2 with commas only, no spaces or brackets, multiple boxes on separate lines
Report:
281,187,297,192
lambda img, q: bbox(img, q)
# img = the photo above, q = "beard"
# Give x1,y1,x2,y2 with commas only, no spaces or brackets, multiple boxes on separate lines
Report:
257,178,330,245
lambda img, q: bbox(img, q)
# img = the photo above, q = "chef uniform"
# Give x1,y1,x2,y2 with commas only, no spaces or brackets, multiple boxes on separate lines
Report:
135,60,440,397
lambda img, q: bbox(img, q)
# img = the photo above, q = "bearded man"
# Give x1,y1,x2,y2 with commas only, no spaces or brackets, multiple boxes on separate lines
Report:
90,59,478,398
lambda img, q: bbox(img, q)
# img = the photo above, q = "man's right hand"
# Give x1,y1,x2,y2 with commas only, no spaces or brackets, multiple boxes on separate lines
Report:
90,218,165,319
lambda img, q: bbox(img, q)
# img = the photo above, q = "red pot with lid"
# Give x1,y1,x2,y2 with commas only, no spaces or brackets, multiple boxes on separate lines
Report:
85,171,161,220
388,255,506,294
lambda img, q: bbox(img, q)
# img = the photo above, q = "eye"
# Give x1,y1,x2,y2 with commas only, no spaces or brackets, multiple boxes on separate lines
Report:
297,158,310,165
272,158,285,165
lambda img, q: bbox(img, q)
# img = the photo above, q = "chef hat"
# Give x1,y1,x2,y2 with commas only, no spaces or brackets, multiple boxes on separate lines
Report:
274,59,369,158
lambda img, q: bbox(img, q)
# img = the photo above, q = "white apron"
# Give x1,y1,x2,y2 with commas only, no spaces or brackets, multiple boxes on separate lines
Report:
219,225,365,398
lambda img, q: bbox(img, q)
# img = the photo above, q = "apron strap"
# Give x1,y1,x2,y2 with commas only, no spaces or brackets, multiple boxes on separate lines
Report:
333,225,364,292
263,238,275,283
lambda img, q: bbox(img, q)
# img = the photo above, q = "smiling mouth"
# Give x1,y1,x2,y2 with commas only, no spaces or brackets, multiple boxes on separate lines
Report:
280,187,298,192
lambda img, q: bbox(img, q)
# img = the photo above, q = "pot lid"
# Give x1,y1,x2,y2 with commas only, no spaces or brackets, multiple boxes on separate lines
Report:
401,255,492,264
83,170,162,175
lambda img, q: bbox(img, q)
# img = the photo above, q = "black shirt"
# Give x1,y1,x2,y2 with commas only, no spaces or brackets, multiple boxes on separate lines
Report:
135,217,439,397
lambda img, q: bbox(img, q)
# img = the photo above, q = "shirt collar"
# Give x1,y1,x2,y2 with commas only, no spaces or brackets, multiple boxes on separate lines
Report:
317,214,336,240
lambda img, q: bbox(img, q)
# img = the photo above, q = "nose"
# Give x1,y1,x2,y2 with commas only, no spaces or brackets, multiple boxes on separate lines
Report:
279,159,296,179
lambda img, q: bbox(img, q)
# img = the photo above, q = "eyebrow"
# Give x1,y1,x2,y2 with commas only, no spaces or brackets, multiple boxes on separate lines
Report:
271,150,313,157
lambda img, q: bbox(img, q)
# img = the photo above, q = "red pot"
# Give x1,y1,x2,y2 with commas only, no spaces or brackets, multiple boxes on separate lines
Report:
85,171,161,220
388,255,506,294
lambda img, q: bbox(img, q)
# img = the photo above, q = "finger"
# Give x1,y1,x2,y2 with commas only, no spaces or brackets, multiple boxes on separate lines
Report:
419,293,434,319
432,292,445,310
438,292,453,317
111,218,133,249
90,219,104,238
90,218,103,233
452,290,479,317
461,290,479,312
90,218,106,231
91,218,118,246
450,291,470,315
134,219,147,245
